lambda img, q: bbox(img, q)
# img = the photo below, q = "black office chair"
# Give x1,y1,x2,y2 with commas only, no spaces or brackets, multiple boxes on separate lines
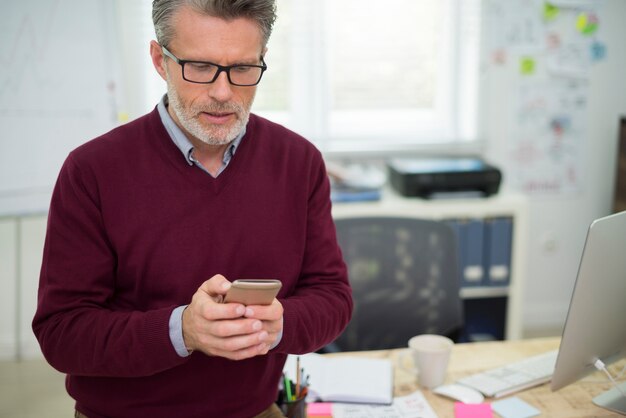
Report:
328,216,464,352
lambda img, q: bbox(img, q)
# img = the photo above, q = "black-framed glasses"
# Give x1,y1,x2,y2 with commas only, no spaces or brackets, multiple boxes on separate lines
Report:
161,45,267,86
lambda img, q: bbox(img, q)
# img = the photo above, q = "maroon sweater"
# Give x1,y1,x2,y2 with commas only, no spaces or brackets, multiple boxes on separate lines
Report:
32,109,352,418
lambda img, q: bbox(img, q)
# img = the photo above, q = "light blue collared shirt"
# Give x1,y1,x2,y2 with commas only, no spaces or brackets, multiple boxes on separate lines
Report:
157,95,282,356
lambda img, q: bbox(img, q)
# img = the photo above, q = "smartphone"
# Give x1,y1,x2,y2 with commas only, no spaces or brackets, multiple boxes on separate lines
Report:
222,279,282,305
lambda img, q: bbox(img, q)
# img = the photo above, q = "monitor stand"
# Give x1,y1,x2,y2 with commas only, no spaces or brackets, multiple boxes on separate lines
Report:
593,382,626,415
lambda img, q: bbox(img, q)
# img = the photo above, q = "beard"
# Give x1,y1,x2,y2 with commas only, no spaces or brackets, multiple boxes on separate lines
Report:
166,80,253,147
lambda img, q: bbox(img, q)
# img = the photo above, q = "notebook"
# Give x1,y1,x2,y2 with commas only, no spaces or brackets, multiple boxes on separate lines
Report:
283,353,393,405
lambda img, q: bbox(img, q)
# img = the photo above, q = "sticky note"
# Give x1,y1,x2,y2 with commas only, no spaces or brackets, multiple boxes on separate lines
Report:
117,112,130,123
576,12,599,35
492,49,507,65
591,41,607,62
454,402,493,418
491,397,540,418
307,402,333,416
520,57,536,75
543,3,559,21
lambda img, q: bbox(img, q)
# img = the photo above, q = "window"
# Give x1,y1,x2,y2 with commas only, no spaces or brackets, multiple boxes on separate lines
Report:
254,0,482,154
122,0,481,154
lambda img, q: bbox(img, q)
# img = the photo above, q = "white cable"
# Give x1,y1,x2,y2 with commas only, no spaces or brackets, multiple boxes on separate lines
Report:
594,358,626,398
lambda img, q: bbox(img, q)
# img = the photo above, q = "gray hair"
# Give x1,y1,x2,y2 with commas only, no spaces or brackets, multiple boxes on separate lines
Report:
153,0,276,48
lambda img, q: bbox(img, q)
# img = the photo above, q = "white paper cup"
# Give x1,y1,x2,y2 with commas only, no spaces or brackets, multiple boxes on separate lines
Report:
402,334,454,389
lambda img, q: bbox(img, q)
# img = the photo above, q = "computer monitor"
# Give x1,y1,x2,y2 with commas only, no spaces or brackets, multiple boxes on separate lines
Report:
551,210,626,414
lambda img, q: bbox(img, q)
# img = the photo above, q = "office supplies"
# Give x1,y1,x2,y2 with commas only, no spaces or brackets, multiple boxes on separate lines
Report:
445,218,489,287
306,402,332,417
324,336,620,416
283,353,393,404
279,394,307,418
328,162,384,203
456,349,558,398
295,356,301,398
490,397,541,418
454,402,493,418
278,367,309,417
332,390,437,418
387,158,501,198
484,217,513,286
284,373,293,401
551,210,626,414
330,188,382,203
461,219,486,286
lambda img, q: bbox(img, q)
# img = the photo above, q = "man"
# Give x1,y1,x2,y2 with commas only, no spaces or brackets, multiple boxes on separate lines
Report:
32,1,352,417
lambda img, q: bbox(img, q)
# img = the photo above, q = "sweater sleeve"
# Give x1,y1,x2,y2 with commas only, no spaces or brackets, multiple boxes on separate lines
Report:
274,155,353,354
32,154,187,377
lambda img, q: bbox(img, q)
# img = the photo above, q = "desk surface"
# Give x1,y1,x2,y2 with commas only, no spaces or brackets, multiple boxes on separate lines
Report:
328,337,623,418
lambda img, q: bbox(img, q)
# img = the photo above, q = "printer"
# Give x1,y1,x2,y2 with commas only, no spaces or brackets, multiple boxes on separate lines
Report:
387,157,502,198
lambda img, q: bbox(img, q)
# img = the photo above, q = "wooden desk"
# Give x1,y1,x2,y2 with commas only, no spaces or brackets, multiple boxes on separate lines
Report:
326,337,624,418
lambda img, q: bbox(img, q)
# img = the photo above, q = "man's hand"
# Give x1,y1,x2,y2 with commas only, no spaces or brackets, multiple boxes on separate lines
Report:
182,275,284,360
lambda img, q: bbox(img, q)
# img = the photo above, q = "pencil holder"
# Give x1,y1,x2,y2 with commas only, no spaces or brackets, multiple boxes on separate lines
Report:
279,395,307,418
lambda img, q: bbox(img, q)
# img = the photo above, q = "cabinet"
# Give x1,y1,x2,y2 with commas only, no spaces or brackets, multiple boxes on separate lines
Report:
331,190,528,340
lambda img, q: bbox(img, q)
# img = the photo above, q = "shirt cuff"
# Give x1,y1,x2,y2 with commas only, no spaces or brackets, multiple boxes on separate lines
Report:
169,305,192,357
270,317,284,350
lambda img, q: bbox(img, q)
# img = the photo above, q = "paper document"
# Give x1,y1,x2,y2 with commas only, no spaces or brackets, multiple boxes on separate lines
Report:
283,353,393,405
332,390,438,418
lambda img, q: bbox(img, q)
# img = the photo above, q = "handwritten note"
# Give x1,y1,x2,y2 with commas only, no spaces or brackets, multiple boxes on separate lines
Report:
332,390,438,418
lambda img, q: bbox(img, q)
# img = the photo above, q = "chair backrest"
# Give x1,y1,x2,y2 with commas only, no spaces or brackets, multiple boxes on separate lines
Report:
330,216,463,351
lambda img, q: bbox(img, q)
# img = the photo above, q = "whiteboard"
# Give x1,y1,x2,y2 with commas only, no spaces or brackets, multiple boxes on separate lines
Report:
0,0,119,216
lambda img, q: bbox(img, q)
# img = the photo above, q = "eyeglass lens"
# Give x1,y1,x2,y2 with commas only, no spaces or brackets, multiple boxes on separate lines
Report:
184,62,264,86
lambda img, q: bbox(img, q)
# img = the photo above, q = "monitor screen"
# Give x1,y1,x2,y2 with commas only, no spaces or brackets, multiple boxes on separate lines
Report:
551,210,626,414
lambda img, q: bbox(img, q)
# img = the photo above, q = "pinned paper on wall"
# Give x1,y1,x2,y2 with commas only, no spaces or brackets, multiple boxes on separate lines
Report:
486,0,607,74
544,4,605,77
509,79,588,195
486,0,606,196
485,0,544,65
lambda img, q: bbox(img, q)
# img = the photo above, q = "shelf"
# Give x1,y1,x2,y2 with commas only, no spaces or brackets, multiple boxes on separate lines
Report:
332,189,528,340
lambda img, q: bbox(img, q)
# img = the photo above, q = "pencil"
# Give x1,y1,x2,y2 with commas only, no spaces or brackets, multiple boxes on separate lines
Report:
296,356,301,398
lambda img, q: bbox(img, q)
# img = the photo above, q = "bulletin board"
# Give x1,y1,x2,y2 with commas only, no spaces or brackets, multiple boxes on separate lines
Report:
485,0,607,196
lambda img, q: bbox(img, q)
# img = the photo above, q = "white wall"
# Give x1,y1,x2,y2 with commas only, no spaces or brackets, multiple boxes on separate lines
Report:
484,1,626,334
